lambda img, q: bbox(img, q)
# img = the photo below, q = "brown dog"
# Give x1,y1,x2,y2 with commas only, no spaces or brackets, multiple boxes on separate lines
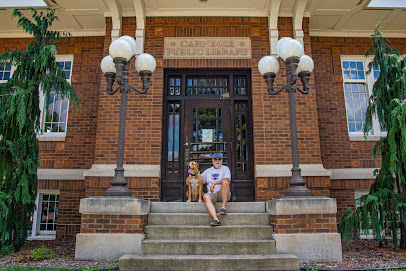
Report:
186,161,203,202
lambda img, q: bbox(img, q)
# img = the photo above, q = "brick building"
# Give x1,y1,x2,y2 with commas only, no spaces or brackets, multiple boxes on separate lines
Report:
0,0,405,239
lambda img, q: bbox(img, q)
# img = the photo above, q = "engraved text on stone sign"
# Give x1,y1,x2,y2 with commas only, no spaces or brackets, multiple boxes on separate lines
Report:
164,37,252,59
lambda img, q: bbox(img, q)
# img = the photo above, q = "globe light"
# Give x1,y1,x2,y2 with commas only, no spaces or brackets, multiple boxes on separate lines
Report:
278,39,303,60
100,55,116,74
109,38,133,61
276,37,292,56
119,36,137,56
297,54,314,74
258,56,280,76
135,53,156,73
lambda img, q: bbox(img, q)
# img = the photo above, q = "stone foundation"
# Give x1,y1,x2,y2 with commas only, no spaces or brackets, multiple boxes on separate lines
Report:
75,197,150,260
268,197,342,263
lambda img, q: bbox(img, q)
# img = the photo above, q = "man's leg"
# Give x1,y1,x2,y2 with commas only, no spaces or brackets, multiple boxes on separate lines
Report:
203,193,218,221
220,180,230,209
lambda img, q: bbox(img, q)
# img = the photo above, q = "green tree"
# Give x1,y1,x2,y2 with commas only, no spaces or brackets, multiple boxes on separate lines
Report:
0,8,79,253
338,29,406,250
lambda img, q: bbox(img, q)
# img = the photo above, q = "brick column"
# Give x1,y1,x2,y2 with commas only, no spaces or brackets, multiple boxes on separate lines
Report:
75,197,150,260
268,197,342,263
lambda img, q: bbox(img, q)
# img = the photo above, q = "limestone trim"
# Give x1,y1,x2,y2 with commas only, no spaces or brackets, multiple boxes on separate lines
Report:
133,0,146,54
75,233,145,260
268,0,281,56
272,233,342,263
37,169,86,180
79,197,150,215
84,164,160,177
310,31,406,38
105,0,122,38
329,168,377,180
255,164,332,177
267,197,337,215
292,0,308,46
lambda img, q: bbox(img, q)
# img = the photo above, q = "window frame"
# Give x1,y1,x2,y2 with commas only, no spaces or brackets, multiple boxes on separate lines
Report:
340,55,386,141
0,62,16,83
29,189,60,240
38,54,74,142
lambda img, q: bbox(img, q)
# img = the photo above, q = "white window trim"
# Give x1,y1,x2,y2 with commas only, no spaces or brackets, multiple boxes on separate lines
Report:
29,189,60,240
37,54,74,142
0,64,16,83
341,55,387,141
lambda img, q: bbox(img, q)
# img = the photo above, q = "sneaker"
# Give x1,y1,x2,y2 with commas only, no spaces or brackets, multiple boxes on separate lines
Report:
220,208,227,215
210,219,221,226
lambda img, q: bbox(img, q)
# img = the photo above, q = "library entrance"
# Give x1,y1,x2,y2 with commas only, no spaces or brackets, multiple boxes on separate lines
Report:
161,69,254,202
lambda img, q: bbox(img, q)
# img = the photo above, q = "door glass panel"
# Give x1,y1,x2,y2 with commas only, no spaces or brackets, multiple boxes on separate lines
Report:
187,78,228,96
235,103,248,172
190,107,226,171
167,103,180,173
168,77,181,96
234,77,248,96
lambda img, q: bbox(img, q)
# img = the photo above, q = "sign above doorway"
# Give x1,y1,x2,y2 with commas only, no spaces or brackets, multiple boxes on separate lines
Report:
164,37,252,59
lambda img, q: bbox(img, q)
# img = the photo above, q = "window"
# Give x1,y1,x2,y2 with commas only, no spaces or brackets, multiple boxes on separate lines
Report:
341,56,384,140
0,63,12,82
38,55,73,141
29,190,59,239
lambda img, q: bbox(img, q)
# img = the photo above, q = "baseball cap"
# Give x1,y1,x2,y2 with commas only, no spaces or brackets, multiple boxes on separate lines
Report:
212,153,223,159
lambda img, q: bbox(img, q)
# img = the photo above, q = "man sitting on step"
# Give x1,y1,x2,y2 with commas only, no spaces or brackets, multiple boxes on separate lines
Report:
201,153,231,226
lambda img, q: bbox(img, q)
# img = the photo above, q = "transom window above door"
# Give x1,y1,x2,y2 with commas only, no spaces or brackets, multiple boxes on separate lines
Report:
166,74,249,97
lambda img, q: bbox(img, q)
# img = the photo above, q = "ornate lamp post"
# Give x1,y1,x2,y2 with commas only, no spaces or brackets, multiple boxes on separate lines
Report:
100,36,156,196
258,37,314,197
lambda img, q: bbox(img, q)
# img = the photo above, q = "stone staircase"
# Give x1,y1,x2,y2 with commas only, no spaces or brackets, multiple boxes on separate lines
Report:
119,202,299,271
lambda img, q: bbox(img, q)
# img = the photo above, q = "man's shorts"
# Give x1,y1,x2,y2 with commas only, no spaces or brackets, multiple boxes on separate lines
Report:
204,186,231,203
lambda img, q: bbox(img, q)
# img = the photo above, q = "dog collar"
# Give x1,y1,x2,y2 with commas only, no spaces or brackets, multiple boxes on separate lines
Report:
190,173,197,176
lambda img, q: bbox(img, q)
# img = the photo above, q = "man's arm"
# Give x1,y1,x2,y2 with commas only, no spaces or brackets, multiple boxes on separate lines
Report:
209,177,231,192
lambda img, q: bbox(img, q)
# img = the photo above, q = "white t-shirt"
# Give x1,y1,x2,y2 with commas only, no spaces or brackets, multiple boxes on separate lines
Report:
201,165,231,194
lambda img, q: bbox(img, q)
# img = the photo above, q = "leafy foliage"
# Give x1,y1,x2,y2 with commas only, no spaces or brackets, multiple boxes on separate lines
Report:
0,8,79,253
28,245,55,261
338,28,406,250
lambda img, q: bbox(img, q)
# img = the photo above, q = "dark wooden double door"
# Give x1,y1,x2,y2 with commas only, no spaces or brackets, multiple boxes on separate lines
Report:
162,69,254,202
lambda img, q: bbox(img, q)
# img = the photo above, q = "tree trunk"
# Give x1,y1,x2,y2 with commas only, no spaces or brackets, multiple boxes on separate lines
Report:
400,221,406,249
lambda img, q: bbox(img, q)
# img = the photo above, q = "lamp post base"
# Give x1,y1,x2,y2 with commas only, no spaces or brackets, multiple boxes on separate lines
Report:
105,186,132,197
284,185,311,197
105,167,132,197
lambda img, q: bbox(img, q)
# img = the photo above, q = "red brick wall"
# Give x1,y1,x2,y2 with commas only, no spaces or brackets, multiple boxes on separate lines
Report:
85,176,160,201
94,17,321,167
311,36,406,170
0,36,104,169
331,179,374,221
256,176,330,201
80,214,148,234
270,213,337,234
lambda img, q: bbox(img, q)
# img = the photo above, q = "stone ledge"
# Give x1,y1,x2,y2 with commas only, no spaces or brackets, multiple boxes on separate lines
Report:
267,197,337,215
84,164,160,177
79,197,150,215
329,168,377,180
272,233,342,263
37,169,85,180
75,233,145,260
255,164,332,177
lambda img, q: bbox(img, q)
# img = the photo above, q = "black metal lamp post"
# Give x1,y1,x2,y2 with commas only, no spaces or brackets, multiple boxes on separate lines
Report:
100,36,156,196
258,37,314,197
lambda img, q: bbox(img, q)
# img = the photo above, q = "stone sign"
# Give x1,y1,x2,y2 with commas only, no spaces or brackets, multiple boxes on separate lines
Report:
164,37,252,59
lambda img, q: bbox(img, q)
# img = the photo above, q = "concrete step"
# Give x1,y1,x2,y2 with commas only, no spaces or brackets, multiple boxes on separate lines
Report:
142,239,276,255
120,254,299,271
150,202,266,213
145,225,273,240
147,213,270,225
